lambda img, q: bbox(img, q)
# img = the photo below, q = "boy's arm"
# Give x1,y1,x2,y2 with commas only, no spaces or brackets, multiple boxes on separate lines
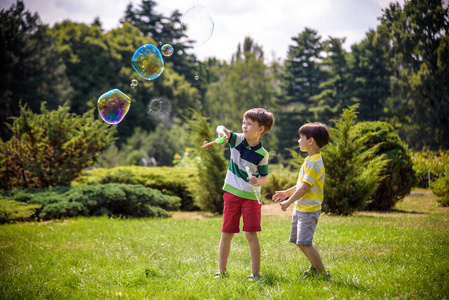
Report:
250,174,268,186
279,182,311,211
272,185,297,202
216,125,230,141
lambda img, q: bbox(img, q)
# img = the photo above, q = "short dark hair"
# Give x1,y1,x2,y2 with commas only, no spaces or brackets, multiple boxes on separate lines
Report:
244,108,274,136
298,122,330,148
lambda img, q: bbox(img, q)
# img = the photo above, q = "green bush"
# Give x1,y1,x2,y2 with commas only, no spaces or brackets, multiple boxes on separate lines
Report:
410,150,449,187
0,102,116,190
74,166,197,211
1,184,172,220
322,105,389,215
0,199,41,223
354,121,417,210
185,111,228,213
263,166,297,202
431,174,449,206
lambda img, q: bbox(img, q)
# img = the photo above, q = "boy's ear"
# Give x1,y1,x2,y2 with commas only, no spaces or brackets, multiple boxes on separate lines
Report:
258,125,265,134
308,137,315,145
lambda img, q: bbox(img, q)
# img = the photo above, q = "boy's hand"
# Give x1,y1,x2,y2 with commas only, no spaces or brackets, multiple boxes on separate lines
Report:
279,200,291,211
247,176,258,186
272,191,288,203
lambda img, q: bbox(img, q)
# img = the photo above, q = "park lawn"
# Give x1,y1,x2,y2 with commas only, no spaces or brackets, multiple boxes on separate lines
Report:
0,188,448,299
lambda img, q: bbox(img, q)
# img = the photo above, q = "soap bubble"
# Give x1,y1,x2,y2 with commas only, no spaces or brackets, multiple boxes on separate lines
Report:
131,79,138,86
181,5,214,47
147,97,172,127
161,44,174,57
131,44,164,80
195,75,199,80
98,89,131,124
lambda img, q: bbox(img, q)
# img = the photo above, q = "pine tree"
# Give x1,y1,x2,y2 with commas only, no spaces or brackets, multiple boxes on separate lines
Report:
321,104,388,215
0,0,72,141
185,110,227,213
278,28,325,158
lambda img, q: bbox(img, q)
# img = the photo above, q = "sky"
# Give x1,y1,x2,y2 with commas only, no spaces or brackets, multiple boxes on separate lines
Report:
0,0,403,62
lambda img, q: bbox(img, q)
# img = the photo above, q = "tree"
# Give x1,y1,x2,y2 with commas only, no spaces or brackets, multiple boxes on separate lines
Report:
310,37,353,121
121,0,197,81
186,110,228,213
377,0,449,149
278,28,325,158
349,30,391,121
204,37,279,151
321,105,388,215
0,0,72,141
0,102,116,190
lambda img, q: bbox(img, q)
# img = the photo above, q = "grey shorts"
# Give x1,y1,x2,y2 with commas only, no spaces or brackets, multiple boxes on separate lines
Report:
289,209,320,245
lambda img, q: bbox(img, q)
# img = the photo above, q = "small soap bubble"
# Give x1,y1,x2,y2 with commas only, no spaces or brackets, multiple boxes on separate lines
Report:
147,97,172,127
98,89,131,124
181,5,214,47
195,75,199,80
131,44,164,81
130,84,135,89
131,79,138,86
161,44,174,57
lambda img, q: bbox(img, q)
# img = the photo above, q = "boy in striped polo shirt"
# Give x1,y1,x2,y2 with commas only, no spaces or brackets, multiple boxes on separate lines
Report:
214,108,274,280
272,122,331,279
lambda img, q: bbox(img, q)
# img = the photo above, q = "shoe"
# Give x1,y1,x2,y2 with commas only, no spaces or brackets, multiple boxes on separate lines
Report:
248,274,261,281
303,266,318,278
322,272,332,282
214,271,226,278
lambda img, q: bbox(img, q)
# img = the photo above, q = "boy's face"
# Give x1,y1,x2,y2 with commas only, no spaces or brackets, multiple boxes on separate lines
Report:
298,134,312,152
242,117,263,139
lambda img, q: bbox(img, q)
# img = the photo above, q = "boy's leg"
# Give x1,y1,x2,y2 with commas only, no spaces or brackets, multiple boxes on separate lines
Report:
297,244,327,275
245,232,260,275
219,232,234,273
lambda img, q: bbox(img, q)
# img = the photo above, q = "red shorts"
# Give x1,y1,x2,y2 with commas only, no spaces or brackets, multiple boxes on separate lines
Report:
221,192,261,233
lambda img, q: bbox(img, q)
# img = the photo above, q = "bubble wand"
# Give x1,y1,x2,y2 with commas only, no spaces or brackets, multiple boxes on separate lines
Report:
201,137,226,148
245,166,263,205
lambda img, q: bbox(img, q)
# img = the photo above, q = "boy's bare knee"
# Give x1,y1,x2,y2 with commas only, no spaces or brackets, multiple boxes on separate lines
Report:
245,231,258,241
297,244,311,251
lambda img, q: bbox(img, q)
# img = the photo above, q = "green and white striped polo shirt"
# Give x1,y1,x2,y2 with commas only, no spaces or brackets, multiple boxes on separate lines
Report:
223,131,269,200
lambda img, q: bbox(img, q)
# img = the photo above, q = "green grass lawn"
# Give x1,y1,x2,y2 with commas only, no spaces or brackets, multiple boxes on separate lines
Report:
1,188,448,299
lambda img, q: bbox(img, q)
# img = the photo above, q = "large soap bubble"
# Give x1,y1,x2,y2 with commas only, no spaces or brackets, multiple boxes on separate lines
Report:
98,89,131,124
131,44,164,80
181,5,214,47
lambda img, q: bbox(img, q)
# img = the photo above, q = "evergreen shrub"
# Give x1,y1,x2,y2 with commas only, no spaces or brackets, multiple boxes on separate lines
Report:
75,166,196,211
321,105,389,215
0,102,115,190
1,184,172,220
185,110,228,213
0,199,41,223
431,174,449,207
354,121,417,210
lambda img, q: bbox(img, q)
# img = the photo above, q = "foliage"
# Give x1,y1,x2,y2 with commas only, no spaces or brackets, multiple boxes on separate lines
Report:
204,37,279,152
410,150,449,187
0,102,116,190
1,183,172,220
262,166,297,202
74,166,196,211
321,105,389,215
185,110,228,213
354,121,417,210
0,199,41,223
0,0,72,141
377,0,449,149
431,174,449,206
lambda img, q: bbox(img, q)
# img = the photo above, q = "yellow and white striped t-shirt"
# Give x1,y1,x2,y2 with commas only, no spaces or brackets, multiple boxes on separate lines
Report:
294,153,325,212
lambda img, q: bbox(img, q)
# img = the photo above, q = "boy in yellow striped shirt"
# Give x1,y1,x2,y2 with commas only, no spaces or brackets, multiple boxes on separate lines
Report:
272,122,330,279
